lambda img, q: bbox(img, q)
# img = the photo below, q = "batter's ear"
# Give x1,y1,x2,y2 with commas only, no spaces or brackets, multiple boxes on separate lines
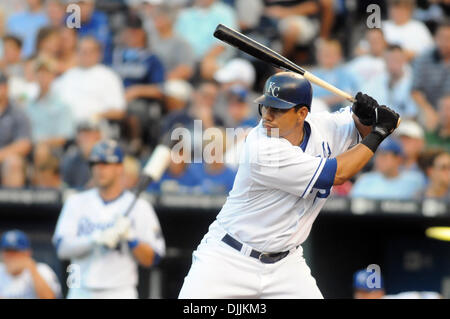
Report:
296,106,309,122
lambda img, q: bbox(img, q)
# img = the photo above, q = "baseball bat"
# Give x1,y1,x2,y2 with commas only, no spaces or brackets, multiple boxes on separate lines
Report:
213,24,356,103
123,144,172,217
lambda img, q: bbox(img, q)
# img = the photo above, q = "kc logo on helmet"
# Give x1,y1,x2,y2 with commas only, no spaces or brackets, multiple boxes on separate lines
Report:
267,82,280,97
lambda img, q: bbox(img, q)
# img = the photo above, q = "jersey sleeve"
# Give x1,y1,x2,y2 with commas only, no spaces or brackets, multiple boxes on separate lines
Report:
249,137,328,197
132,200,166,258
310,106,361,155
52,195,94,260
36,263,62,298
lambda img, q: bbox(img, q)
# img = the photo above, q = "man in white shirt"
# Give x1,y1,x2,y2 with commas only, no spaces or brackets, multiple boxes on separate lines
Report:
0,229,61,299
54,37,126,125
382,0,434,60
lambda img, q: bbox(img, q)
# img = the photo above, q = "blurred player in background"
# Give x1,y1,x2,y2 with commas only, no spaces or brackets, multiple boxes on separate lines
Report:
52,140,165,298
0,229,61,299
353,268,441,299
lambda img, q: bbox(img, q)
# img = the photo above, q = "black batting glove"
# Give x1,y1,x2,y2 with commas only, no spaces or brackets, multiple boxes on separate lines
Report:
352,92,378,126
361,105,400,153
372,105,400,139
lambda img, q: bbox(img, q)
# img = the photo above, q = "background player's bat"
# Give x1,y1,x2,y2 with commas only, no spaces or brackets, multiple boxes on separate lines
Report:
123,144,171,217
213,24,356,103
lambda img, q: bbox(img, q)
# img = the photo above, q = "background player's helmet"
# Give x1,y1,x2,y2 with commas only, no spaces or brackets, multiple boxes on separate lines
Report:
353,269,384,291
255,72,313,112
89,139,124,165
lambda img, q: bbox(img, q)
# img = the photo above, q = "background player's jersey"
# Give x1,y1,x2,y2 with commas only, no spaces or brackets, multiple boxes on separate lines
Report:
215,106,361,252
0,263,61,299
53,189,165,289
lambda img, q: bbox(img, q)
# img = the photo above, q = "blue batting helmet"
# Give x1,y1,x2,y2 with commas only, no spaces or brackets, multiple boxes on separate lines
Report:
89,139,124,165
255,72,313,111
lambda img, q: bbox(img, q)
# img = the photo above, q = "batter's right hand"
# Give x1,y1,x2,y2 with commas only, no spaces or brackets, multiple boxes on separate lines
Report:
372,105,400,139
352,92,379,126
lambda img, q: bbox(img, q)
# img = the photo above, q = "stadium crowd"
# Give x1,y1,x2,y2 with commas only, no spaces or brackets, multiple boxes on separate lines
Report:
0,0,448,200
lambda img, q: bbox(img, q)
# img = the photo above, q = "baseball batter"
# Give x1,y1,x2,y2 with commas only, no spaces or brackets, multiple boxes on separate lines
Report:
179,72,400,298
53,140,165,299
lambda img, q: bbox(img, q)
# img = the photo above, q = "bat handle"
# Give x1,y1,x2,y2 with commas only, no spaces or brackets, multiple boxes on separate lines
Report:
303,71,356,103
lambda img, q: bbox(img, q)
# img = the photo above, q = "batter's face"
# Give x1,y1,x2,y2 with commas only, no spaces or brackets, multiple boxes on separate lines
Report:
92,163,123,189
260,105,308,140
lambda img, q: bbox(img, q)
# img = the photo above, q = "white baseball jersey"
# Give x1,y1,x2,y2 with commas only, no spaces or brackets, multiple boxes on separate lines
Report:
215,106,361,252
0,263,61,299
53,189,165,290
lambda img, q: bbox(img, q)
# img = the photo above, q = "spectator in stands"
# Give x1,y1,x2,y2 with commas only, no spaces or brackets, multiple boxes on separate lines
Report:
395,120,426,173
351,138,426,200
31,143,62,189
411,21,450,130
312,39,358,110
111,13,165,154
418,149,450,200
54,37,126,125
212,58,258,121
7,56,40,108
163,79,193,114
6,0,49,58
46,0,66,27
196,128,236,194
58,26,78,73
226,85,258,129
424,94,450,152
263,0,334,58
0,155,27,188
113,14,165,102
347,28,387,92
25,58,75,148
0,230,61,299
363,45,418,119
151,4,195,81
382,0,434,60
61,120,102,189
0,35,24,78
0,72,32,166
162,81,222,138
213,58,256,91
35,26,61,63
70,0,112,63
175,0,238,61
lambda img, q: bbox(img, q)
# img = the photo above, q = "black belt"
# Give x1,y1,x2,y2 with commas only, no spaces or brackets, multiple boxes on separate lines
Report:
221,234,292,264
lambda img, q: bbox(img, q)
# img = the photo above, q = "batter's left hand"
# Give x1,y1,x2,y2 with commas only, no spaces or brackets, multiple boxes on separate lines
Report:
352,92,379,126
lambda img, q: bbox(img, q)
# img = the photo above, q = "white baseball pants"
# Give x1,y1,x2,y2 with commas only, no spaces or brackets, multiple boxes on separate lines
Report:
178,226,323,299
67,286,138,299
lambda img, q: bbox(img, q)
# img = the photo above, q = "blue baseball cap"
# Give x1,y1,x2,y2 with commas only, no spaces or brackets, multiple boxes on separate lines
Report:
0,230,31,251
353,269,384,291
378,138,404,156
227,85,248,101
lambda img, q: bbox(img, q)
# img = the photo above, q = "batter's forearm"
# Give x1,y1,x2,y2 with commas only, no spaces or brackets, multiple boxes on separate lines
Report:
334,144,374,185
